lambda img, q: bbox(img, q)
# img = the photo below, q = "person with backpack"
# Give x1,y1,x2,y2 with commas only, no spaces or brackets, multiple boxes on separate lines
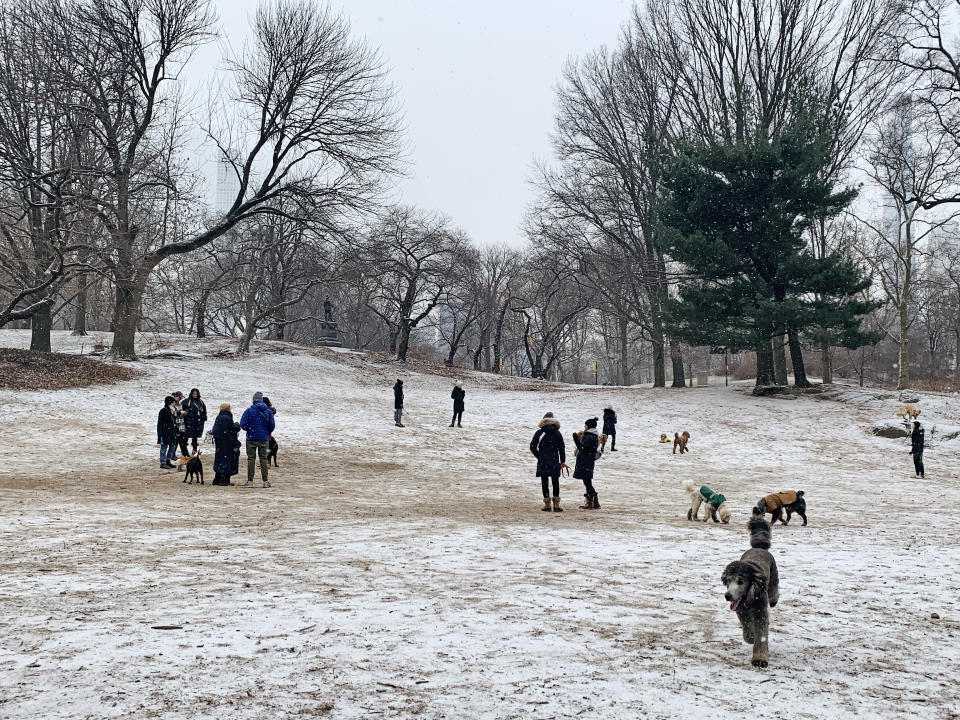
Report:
450,380,465,428
181,388,208,452
156,395,178,469
530,412,567,512
573,417,603,509
240,391,275,488
393,379,404,427
211,402,242,486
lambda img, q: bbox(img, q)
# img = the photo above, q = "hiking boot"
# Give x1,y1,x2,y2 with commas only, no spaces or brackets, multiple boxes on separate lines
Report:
262,480,271,488
552,496,563,513
579,494,593,510
243,479,254,488
541,498,552,512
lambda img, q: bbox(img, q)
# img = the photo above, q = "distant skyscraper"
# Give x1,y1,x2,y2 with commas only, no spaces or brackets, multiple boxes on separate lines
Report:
215,155,240,216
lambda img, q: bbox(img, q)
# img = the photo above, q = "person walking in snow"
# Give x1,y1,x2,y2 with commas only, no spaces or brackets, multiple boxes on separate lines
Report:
573,417,603,509
450,380,465,427
211,402,241,485
393,379,405,427
602,406,617,452
240,391,275,488
910,420,925,478
181,387,207,452
530,412,567,512
156,395,178,469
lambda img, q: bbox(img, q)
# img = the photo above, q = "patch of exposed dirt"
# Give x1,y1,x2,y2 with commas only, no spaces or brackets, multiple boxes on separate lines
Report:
0,348,141,390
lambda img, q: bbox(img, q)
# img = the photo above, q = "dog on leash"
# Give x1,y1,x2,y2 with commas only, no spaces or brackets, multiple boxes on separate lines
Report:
673,431,690,454
182,450,203,485
721,511,779,667
683,480,731,523
755,491,807,526
268,436,279,467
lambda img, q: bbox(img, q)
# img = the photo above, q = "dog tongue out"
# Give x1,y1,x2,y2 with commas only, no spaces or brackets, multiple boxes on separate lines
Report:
729,599,739,611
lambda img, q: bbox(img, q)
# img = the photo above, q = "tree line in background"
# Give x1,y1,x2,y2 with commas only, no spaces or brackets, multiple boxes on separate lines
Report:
5,0,960,392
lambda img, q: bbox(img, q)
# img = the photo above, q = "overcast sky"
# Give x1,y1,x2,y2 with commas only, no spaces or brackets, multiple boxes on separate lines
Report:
204,0,632,246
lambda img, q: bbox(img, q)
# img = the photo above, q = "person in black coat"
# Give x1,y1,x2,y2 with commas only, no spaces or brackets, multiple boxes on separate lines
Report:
450,381,465,428
182,388,208,451
602,406,617,451
573,417,603,509
211,403,242,485
530,412,567,512
156,395,177,469
910,421,925,478
393,379,404,427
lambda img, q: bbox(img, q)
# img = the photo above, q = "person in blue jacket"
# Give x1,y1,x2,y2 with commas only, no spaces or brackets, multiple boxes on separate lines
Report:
240,391,276,488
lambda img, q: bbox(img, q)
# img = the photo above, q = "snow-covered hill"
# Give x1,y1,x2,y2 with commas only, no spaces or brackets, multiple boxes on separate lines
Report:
1,331,958,719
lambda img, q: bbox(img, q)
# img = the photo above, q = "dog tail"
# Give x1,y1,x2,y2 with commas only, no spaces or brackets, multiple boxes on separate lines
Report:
748,514,772,549
682,479,698,495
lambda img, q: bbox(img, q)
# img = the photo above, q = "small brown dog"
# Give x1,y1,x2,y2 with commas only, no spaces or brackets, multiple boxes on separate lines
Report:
175,454,195,471
673,431,690,454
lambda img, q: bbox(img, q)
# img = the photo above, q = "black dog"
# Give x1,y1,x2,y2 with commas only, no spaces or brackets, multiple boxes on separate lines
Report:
183,453,204,485
268,436,279,467
721,512,779,668
756,490,806,526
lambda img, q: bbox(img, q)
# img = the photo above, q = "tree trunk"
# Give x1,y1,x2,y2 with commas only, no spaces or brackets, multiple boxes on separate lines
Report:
396,322,411,362
651,316,666,387
618,314,630,386
773,333,788,385
954,327,960,391
194,290,210,338
670,340,685,388
30,302,53,352
72,273,88,336
109,278,144,360
755,339,777,387
897,299,910,390
821,341,832,384
788,329,810,388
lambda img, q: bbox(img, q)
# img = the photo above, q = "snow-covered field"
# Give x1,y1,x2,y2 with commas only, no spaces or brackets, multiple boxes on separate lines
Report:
2,330,959,720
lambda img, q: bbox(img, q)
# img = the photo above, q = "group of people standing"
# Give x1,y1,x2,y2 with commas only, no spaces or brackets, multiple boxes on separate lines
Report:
392,378,467,428
530,406,617,512
156,390,277,488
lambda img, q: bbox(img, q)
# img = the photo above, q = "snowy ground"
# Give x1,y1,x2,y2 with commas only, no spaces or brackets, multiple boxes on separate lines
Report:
1,330,959,720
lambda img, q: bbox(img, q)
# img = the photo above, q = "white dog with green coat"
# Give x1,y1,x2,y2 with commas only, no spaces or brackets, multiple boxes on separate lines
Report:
683,480,731,523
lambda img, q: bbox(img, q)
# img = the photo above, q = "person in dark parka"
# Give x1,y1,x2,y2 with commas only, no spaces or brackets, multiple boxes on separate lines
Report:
602,406,617,451
156,395,177,469
530,412,567,512
393,379,404,427
573,417,603,509
450,381,465,428
182,388,208,451
910,421,925,478
211,402,241,485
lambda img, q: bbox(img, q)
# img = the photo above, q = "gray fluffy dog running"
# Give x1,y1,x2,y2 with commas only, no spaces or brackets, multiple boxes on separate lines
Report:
721,511,780,667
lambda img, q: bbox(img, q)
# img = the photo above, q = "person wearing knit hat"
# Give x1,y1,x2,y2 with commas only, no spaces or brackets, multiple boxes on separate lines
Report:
450,380,465,428
211,402,241,485
573,417,603,509
240,392,275,487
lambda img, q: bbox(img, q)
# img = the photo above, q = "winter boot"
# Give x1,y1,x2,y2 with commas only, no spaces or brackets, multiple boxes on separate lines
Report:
541,497,552,512
592,492,600,510
449,421,455,427
552,496,563,513
579,494,593,510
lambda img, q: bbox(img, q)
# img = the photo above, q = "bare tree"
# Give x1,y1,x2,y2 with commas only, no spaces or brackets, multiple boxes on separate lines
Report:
360,206,466,362
857,96,960,388
47,0,401,359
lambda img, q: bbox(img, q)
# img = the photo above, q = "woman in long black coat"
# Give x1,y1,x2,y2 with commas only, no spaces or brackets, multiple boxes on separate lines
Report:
182,388,208,451
573,417,602,509
530,412,566,512
910,421,925,478
450,381,465,428
211,403,241,486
